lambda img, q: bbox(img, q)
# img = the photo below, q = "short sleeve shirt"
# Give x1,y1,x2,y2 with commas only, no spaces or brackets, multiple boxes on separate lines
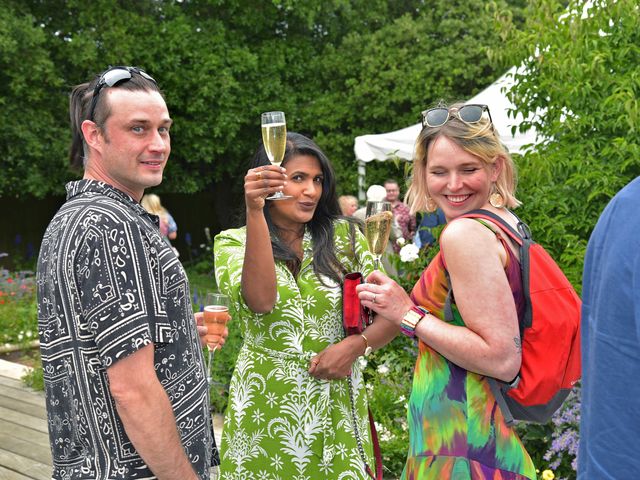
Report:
37,180,214,479
166,212,178,235
579,177,640,479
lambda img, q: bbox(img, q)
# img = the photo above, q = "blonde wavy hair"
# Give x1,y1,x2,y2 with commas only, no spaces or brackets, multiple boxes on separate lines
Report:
405,102,521,214
141,193,169,218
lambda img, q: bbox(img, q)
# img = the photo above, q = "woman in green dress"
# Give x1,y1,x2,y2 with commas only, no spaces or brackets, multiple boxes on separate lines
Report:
214,132,397,479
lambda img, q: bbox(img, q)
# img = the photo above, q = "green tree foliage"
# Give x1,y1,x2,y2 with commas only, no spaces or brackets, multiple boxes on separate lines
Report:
493,0,640,287
1,0,520,208
0,4,68,197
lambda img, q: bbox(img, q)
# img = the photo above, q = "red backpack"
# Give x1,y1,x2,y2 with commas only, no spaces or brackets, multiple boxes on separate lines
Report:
447,209,582,425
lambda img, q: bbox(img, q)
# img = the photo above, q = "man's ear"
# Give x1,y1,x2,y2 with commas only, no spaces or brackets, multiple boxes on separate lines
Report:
80,120,103,152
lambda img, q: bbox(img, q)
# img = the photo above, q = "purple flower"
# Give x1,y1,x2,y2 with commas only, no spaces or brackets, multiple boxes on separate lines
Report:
543,387,581,477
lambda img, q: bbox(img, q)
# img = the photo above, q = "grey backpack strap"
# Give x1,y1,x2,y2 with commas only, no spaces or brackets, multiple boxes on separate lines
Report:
488,378,515,426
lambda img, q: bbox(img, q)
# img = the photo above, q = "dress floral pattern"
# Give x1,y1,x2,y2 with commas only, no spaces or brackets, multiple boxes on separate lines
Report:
214,221,376,480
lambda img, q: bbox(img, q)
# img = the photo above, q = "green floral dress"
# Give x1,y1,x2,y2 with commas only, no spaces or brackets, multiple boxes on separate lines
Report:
214,221,376,480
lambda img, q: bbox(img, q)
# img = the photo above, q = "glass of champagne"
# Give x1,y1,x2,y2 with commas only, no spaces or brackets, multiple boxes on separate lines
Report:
261,111,291,200
203,292,230,384
364,201,393,270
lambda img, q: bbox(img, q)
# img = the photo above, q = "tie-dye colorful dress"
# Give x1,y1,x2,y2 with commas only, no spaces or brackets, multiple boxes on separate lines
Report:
403,229,536,480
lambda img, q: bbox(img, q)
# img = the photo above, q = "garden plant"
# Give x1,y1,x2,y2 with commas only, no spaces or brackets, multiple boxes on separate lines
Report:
3,1,637,478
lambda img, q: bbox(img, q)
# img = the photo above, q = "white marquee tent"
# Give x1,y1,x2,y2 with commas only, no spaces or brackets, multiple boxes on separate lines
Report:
352,67,539,200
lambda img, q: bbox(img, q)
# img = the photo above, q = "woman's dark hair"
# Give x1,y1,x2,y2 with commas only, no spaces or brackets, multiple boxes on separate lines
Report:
250,132,360,284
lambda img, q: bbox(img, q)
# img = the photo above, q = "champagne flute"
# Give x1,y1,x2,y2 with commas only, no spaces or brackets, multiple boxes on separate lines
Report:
261,111,291,200
364,201,393,270
203,292,230,384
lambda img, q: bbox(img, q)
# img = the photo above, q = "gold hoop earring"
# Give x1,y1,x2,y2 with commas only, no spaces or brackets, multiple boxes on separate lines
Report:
426,196,437,213
489,186,505,209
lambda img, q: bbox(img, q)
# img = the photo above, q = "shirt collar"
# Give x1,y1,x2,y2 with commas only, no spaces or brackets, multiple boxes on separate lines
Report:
65,179,156,223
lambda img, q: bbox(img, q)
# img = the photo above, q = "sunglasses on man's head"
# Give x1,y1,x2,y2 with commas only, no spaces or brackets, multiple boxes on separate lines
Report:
88,66,156,122
421,104,492,128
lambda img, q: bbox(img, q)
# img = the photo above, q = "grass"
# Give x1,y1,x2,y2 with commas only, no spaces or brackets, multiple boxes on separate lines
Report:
21,350,44,390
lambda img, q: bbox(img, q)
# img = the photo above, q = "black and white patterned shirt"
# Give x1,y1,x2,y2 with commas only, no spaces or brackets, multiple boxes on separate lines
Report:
37,180,214,479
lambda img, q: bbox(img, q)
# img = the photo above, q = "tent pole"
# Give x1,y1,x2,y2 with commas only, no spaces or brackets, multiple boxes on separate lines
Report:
357,160,367,203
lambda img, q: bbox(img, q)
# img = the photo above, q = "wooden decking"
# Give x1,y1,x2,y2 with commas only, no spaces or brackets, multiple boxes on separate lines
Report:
0,360,51,480
0,359,222,479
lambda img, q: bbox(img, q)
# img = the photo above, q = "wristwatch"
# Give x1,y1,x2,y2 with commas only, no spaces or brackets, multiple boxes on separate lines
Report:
360,334,373,357
400,306,429,338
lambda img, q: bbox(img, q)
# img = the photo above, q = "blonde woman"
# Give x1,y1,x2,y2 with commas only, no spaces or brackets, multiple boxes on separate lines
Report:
141,193,177,242
338,194,358,216
357,103,536,479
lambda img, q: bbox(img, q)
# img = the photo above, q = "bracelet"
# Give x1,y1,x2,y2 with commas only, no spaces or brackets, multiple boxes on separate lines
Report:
360,334,373,357
400,306,429,338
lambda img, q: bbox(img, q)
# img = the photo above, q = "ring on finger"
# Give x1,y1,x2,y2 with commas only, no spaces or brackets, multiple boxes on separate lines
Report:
256,171,263,180
372,294,377,304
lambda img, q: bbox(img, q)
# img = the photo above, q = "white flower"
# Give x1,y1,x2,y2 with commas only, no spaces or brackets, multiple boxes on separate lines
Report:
251,408,265,425
377,364,390,375
377,423,393,442
399,417,408,431
265,391,278,408
396,237,406,247
399,243,420,262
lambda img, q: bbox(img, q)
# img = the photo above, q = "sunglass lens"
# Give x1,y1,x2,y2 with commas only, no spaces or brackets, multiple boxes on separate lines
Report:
102,69,133,87
425,108,449,127
459,105,484,123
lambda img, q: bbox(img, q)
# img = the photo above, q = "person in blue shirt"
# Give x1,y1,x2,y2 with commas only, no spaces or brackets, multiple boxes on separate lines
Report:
579,176,640,479
414,209,446,249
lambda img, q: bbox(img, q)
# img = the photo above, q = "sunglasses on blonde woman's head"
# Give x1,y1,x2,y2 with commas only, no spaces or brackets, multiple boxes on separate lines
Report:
88,66,157,122
421,104,493,128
